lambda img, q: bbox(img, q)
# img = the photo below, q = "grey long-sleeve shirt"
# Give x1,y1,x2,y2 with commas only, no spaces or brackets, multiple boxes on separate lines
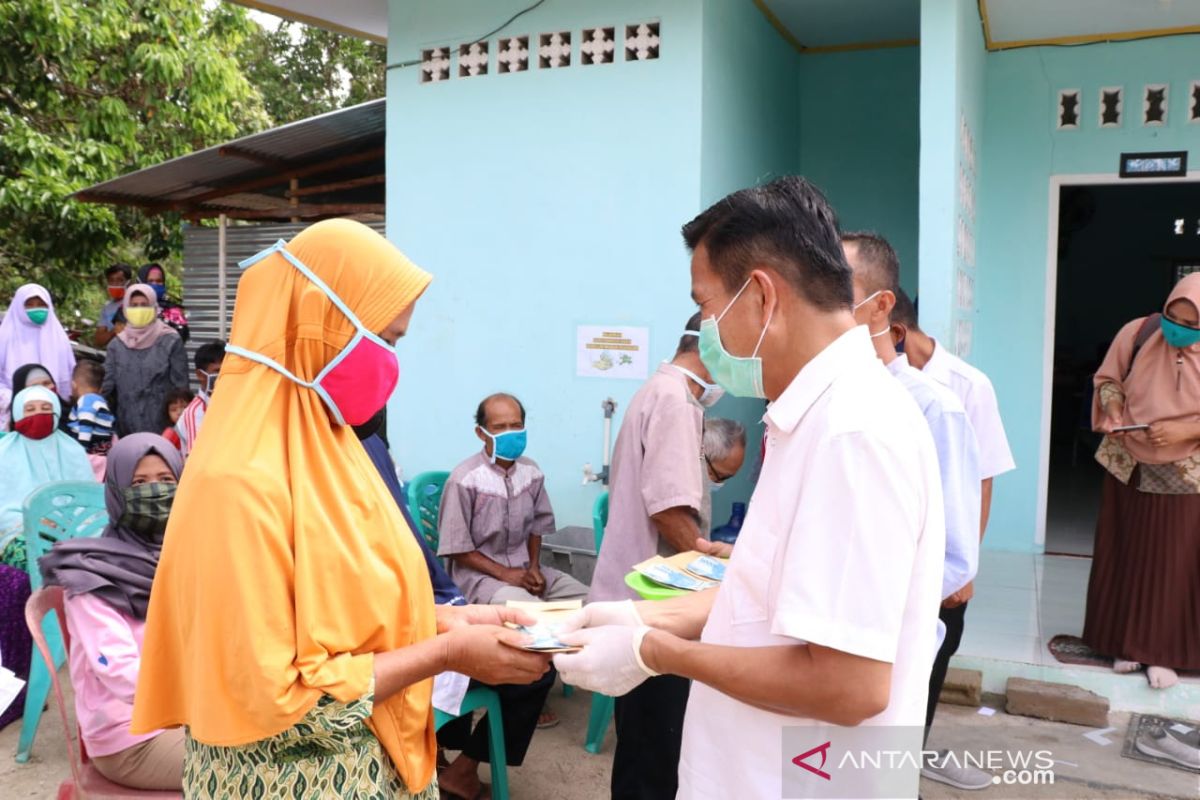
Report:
102,333,188,436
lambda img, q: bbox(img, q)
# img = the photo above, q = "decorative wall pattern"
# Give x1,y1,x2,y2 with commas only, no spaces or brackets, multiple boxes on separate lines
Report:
1143,83,1168,126
1055,80,1200,129
581,27,616,64
420,47,451,83
539,31,571,68
1056,89,1080,129
625,22,660,61
498,36,529,73
1099,86,1122,127
418,21,661,84
459,41,488,77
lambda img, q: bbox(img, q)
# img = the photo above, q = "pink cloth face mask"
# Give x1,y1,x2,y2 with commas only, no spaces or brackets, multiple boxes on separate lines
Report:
226,241,399,426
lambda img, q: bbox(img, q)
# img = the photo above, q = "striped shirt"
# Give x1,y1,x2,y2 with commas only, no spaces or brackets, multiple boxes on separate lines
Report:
175,393,207,458
68,393,115,454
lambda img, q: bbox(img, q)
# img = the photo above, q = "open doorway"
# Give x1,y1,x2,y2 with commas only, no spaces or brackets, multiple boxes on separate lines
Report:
1045,181,1200,556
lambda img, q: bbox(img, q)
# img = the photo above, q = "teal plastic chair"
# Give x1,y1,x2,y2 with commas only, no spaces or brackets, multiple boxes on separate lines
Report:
408,473,510,799
583,492,616,754
405,470,450,554
16,480,107,763
435,685,509,800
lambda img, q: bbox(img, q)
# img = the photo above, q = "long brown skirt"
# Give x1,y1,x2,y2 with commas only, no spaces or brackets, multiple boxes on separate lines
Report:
1082,471,1200,669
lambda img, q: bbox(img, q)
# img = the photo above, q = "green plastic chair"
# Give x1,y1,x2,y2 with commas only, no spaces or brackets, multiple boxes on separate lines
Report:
405,470,450,554
583,492,616,754
16,480,107,763
435,685,510,800
409,473,510,799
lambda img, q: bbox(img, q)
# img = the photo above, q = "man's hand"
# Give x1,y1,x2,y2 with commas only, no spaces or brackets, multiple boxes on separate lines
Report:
553,625,657,696
1147,420,1198,449
694,537,733,559
445,625,553,685
556,600,644,635
521,566,547,596
498,566,527,588
942,580,974,609
436,604,537,633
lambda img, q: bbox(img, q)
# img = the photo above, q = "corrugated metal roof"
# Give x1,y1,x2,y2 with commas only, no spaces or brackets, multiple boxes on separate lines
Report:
76,99,385,218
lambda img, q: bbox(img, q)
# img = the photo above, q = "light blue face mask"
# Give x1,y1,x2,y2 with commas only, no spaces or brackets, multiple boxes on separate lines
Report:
481,428,527,463
670,361,725,408
698,277,773,399
1161,316,1200,349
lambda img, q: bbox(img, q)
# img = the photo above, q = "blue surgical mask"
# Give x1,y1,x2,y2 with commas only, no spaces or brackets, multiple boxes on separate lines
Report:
1161,316,1200,349
481,428,527,463
152,284,167,301
698,277,773,399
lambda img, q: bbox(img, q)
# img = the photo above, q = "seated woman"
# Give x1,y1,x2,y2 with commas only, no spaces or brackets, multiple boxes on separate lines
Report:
9,362,73,433
0,386,95,571
39,434,185,790
0,284,76,430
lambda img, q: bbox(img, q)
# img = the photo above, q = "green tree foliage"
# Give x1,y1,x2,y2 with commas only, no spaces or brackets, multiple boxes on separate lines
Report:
0,0,270,321
0,1,384,328
243,19,385,126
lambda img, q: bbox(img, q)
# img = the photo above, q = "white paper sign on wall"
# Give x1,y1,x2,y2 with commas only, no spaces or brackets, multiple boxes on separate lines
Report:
576,325,650,379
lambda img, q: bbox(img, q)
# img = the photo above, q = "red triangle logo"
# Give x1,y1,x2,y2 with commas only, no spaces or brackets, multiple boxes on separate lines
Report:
792,740,832,781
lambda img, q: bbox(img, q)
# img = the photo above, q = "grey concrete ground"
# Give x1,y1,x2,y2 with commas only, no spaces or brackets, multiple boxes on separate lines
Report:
2,678,1196,799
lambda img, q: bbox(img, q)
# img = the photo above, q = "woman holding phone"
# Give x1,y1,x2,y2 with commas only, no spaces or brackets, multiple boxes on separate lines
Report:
1088,273,1200,690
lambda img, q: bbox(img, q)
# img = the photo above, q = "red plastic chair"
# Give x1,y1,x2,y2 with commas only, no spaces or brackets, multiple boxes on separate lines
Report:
25,586,181,799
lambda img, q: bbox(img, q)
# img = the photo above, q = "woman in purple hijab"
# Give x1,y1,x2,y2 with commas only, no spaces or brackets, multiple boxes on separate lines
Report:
38,433,185,790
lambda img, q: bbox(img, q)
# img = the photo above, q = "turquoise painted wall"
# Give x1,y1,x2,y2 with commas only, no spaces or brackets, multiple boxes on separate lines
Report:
918,0,985,347
976,34,1200,552
384,0,801,531
798,47,920,292
697,0,800,527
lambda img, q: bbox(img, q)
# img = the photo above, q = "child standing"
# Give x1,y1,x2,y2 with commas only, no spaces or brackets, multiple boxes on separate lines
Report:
68,359,116,480
159,387,194,450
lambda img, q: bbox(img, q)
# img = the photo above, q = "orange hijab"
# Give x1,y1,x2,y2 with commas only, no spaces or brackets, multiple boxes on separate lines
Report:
1093,273,1200,464
132,219,437,790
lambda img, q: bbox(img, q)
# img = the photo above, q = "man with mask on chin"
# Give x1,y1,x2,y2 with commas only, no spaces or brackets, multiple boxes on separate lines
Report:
588,311,723,800
554,177,946,800
437,392,588,606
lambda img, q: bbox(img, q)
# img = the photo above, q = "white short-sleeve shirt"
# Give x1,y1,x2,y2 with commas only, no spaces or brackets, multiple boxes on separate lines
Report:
677,327,946,800
922,339,1015,480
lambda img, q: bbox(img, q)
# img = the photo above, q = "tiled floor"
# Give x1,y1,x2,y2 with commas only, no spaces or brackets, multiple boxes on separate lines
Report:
960,549,1198,685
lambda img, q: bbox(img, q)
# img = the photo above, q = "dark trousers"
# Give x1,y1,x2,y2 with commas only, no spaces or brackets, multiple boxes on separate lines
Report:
436,667,555,766
612,675,691,800
925,602,968,741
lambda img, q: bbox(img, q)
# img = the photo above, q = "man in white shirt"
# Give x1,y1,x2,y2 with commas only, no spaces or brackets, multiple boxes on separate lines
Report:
891,288,1016,789
553,177,946,799
845,234,992,791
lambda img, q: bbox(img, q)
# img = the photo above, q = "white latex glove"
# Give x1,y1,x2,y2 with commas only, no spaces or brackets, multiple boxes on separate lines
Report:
552,625,659,696
555,599,643,635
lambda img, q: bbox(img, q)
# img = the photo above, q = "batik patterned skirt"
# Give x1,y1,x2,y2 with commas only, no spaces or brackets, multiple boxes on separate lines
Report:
183,685,438,800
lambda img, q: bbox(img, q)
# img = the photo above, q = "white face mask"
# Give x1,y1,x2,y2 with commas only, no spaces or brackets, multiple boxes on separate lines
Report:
852,290,891,338
672,363,725,408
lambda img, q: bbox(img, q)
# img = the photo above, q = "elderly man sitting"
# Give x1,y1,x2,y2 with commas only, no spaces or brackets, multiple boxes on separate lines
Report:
438,392,589,605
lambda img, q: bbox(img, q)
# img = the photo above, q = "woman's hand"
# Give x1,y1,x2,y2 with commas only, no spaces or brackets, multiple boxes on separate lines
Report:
1147,420,1200,449
436,604,537,633
444,624,553,685
1095,400,1125,434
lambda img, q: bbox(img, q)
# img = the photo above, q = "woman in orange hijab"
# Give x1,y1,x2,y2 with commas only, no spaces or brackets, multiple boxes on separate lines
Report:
1088,273,1200,692
132,220,551,798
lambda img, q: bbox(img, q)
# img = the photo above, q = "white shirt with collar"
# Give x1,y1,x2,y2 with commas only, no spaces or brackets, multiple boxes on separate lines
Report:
921,339,1015,480
677,327,945,800
887,353,981,599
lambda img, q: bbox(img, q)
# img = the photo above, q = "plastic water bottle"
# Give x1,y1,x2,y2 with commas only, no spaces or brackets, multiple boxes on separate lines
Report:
711,502,745,545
